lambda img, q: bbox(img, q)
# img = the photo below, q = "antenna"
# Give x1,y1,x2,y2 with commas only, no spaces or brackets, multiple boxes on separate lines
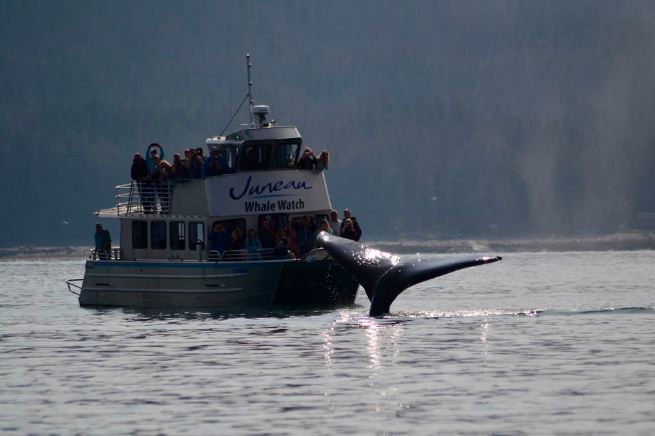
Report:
246,53,254,125
217,53,256,136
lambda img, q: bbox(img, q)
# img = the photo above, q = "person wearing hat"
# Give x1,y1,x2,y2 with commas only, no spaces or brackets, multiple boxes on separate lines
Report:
94,224,112,260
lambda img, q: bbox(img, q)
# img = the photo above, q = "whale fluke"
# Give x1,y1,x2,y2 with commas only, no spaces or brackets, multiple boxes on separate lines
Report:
316,232,502,316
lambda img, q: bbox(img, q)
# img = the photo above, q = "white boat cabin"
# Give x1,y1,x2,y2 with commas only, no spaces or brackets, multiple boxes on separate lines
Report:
97,114,332,262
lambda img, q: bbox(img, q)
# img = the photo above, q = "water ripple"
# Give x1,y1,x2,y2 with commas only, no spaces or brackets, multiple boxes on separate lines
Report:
1,253,655,433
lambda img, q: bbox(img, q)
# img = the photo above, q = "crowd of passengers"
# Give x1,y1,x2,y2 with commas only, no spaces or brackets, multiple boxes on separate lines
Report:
130,143,329,214
207,209,362,260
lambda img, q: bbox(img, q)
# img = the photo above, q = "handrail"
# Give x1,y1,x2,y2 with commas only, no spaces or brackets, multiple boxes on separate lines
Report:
89,248,123,261
221,248,294,262
85,247,293,263
109,179,201,216
115,180,177,215
65,278,83,296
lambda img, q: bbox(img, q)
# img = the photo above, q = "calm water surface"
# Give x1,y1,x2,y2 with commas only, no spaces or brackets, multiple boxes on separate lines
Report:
1,251,654,434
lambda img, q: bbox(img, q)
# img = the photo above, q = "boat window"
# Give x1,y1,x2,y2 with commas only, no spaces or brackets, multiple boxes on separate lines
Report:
189,222,205,250
170,221,185,250
259,214,288,234
207,144,239,174
210,219,246,236
151,221,167,250
132,220,148,249
209,218,246,250
271,143,300,169
239,143,273,170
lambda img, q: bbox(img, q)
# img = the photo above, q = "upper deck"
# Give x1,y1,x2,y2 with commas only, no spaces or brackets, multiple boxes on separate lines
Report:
99,170,332,219
98,120,331,219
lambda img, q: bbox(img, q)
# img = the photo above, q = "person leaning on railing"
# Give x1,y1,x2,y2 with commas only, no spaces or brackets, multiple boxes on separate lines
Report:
172,153,189,180
341,208,362,241
185,148,202,179
316,150,329,171
297,147,317,170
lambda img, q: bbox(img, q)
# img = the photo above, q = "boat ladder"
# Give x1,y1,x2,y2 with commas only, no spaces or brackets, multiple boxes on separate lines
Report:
65,278,83,296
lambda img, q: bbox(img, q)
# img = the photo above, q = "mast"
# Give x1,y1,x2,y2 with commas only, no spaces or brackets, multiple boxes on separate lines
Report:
247,53,254,126
218,53,257,135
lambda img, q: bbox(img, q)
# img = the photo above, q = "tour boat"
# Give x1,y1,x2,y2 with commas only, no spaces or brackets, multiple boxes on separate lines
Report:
66,55,503,315
66,56,360,310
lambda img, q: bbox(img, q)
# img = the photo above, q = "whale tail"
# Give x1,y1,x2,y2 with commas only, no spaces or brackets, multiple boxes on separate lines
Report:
316,232,502,316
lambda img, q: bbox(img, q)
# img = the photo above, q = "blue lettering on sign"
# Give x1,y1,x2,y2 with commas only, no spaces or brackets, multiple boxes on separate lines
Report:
229,176,312,200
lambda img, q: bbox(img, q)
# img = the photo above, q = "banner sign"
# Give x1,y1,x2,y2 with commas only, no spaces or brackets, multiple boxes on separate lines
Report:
206,170,332,216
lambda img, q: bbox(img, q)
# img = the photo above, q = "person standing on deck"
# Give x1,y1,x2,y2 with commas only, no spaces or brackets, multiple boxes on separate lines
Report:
328,210,341,236
171,153,189,180
294,215,316,256
258,218,276,249
340,219,359,241
340,209,362,241
155,159,173,214
130,153,149,213
202,147,230,177
208,222,230,258
145,143,164,174
297,147,317,170
245,229,263,259
94,224,112,260
143,144,164,214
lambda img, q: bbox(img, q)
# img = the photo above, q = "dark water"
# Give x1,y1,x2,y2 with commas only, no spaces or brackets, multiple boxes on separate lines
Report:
1,251,654,434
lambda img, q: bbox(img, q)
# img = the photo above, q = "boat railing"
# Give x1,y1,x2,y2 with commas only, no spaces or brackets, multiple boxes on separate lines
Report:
89,248,123,261
208,250,222,262
220,248,294,262
109,180,185,216
86,247,293,262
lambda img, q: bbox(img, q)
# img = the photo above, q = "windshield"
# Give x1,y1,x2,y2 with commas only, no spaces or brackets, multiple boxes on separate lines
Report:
240,142,301,170
207,144,238,173
272,143,300,169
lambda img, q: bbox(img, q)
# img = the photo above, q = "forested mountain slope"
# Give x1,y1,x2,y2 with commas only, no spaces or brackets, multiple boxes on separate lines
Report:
1,0,654,245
